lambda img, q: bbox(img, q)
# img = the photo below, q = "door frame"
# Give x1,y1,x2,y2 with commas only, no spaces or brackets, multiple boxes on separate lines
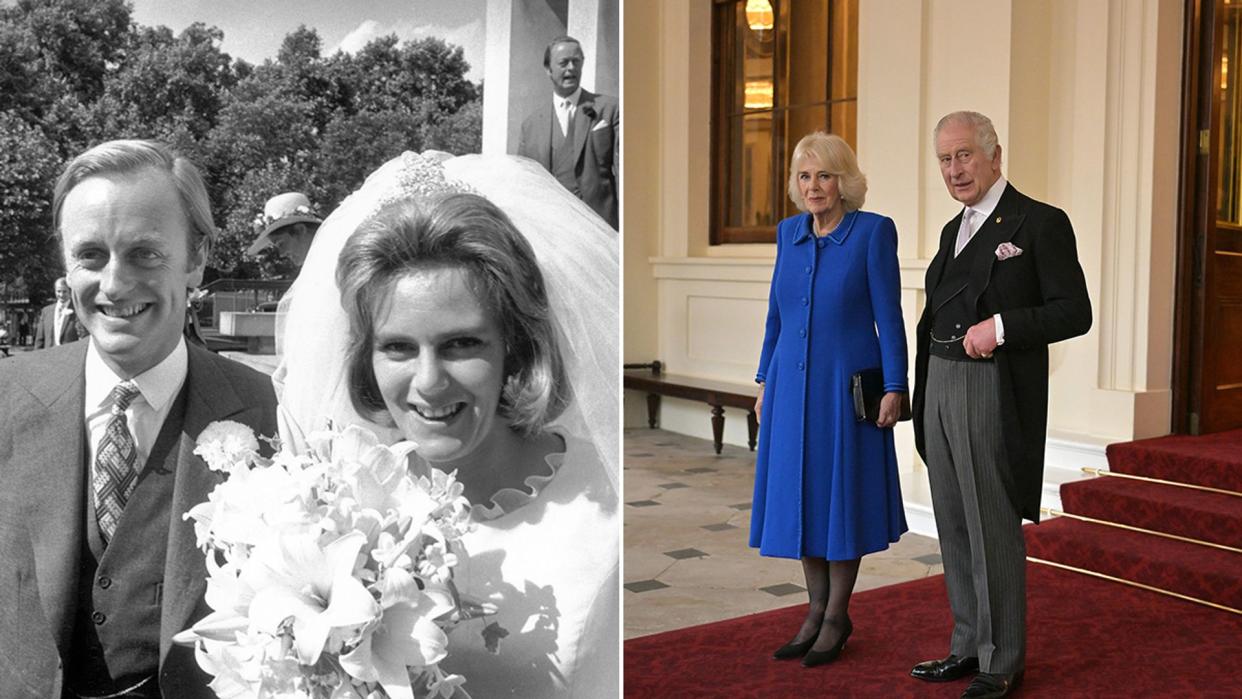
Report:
1173,0,1209,435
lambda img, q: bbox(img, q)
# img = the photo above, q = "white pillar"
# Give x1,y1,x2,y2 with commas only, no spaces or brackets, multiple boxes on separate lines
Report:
568,0,618,96
482,0,565,155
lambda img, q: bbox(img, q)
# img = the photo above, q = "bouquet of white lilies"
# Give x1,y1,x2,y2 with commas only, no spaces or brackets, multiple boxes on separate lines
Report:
173,420,484,699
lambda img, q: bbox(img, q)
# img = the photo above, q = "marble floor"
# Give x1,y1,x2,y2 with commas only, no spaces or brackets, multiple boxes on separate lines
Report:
624,428,945,639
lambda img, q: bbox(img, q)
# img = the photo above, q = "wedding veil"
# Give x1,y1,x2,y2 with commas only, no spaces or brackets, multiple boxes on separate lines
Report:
274,152,619,494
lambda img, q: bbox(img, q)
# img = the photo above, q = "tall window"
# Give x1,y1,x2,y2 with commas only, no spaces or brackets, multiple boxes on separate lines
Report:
1220,0,1242,224
711,0,858,244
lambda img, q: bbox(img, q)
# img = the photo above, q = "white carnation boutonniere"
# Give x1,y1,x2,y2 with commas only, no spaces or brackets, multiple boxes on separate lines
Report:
176,419,487,699
193,419,261,472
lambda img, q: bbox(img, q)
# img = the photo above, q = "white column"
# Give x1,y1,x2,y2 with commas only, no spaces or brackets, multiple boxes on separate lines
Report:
481,0,570,155
568,0,619,96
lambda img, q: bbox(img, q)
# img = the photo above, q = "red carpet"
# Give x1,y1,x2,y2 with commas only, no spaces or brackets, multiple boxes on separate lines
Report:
1104,428,1242,491
623,562,1242,698
1026,429,1242,611
1024,517,1242,609
1057,476,1241,548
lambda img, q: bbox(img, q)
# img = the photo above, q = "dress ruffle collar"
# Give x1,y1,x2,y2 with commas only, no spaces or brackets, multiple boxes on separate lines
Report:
469,432,568,521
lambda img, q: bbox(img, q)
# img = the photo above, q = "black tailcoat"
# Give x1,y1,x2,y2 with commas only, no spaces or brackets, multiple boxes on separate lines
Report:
913,183,1092,521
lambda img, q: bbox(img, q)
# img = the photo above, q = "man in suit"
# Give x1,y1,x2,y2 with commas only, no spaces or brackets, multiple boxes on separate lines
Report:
35,277,86,348
518,35,619,229
0,140,278,698
910,112,1091,698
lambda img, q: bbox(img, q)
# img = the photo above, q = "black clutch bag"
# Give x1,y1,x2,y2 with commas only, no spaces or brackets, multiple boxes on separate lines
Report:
851,368,911,423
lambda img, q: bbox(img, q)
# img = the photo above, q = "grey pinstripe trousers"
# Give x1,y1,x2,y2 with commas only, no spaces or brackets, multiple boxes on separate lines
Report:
924,356,1026,674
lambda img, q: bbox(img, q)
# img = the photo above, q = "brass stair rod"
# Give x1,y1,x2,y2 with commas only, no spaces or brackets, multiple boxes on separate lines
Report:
1040,507,1242,555
1080,467,1242,498
1027,556,1241,616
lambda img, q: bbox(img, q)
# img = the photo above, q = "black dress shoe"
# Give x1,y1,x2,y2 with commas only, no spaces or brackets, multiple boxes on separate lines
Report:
801,617,852,668
960,670,1023,698
910,654,980,682
772,637,815,660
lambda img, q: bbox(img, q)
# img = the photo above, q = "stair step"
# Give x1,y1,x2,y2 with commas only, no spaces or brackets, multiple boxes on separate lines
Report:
1105,430,1242,493
1024,517,1242,611
1060,477,1242,549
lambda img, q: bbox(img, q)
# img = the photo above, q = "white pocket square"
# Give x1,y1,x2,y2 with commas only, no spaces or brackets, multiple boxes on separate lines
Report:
591,120,610,132
995,242,1023,260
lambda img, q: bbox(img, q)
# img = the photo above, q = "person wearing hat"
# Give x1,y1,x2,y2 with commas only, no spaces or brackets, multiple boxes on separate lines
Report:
247,192,323,267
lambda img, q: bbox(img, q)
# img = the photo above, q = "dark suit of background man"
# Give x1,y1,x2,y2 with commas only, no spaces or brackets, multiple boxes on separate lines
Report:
910,111,1091,699
35,276,85,348
0,140,278,698
518,35,619,229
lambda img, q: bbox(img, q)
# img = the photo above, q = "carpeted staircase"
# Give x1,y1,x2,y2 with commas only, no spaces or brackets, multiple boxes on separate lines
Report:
1025,429,1242,613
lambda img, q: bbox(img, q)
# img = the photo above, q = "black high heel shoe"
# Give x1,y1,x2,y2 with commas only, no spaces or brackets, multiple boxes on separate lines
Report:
772,637,816,660
801,617,853,668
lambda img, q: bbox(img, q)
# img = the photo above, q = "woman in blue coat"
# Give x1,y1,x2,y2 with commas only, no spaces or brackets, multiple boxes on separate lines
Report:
751,132,909,667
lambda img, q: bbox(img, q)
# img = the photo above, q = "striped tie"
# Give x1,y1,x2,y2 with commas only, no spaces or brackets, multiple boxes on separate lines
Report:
94,380,141,542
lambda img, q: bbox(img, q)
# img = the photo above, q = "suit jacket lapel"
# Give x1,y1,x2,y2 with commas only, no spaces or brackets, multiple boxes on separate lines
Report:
159,345,247,664
571,90,596,161
967,184,1026,304
40,305,53,345
58,310,72,343
25,342,90,656
924,212,960,297
534,103,554,168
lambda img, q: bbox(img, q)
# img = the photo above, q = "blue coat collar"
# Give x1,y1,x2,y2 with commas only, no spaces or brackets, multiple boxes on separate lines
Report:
792,210,858,246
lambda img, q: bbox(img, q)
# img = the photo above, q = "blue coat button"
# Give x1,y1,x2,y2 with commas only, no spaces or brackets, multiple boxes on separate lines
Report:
799,328,807,338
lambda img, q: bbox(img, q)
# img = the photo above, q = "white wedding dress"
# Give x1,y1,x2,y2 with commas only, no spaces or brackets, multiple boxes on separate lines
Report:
274,152,619,698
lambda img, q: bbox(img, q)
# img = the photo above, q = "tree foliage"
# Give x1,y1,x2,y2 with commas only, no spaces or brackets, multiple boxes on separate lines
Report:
0,111,62,302
0,1,483,296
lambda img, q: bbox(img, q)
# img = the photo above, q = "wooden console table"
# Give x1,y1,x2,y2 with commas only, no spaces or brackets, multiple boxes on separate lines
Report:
624,363,759,455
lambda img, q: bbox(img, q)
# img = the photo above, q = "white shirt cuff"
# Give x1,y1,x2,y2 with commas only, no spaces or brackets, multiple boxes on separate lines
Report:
993,313,1005,345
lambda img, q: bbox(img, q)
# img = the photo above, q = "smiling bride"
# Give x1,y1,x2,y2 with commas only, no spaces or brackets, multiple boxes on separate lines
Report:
274,151,619,698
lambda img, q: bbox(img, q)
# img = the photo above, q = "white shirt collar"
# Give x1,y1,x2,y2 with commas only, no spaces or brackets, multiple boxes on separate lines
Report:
85,336,188,415
553,88,582,110
965,176,1008,220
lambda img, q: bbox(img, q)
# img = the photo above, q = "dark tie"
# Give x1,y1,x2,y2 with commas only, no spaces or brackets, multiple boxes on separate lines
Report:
94,381,141,542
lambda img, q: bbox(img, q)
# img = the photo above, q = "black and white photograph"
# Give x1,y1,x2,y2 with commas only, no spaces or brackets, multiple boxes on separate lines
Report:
6,0,1242,698
0,0,619,697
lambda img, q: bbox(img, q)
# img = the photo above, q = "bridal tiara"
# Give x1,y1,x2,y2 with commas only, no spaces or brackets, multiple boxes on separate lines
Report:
370,151,481,217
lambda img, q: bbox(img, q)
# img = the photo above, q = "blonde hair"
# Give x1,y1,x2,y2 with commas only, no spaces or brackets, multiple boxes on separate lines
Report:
53,139,215,266
787,132,867,212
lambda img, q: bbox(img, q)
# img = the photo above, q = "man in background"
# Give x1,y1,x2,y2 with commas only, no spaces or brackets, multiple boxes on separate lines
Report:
35,277,85,348
518,35,619,229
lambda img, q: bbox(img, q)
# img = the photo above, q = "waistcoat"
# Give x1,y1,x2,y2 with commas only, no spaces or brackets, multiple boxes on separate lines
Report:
66,385,188,697
551,109,580,195
929,234,989,362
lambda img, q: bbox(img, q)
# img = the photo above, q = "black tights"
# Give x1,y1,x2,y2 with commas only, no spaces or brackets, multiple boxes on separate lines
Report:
790,556,860,651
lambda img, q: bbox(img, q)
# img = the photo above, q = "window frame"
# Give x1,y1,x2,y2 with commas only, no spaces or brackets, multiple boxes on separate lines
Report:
709,0,857,245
